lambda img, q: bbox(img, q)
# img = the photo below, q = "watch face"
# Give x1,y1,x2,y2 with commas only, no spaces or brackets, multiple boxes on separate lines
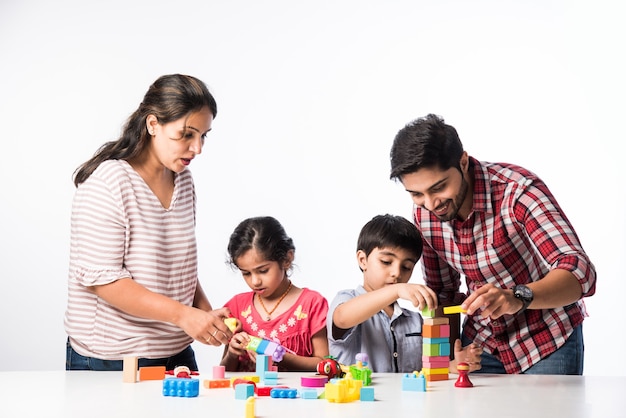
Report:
515,285,533,300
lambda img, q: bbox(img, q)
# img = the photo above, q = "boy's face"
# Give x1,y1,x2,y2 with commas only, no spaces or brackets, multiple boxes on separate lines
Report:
358,247,419,292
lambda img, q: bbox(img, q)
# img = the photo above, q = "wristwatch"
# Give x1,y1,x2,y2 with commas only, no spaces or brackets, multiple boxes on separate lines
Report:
513,285,533,314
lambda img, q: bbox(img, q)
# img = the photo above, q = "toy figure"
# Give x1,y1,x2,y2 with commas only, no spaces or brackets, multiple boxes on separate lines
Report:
317,356,345,379
454,362,473,388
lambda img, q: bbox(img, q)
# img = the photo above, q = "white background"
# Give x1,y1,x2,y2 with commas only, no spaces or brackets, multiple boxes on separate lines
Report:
1,0,623,375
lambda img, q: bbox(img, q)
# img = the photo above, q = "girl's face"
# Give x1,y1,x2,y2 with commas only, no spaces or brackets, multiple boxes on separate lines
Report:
235,248,290,299
358,246,418,292
147,106,213,173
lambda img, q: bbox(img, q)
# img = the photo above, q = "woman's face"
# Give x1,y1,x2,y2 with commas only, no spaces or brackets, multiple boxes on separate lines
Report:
148,106,213,173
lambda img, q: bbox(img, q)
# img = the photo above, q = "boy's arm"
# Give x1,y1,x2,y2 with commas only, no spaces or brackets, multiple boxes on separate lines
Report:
332,284,436,340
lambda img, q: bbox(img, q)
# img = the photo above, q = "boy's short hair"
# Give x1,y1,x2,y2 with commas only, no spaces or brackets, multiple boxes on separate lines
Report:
357,214,423,260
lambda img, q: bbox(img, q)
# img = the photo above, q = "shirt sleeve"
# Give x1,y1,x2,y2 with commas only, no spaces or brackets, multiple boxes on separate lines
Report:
516,179,597,296
70,173,131,287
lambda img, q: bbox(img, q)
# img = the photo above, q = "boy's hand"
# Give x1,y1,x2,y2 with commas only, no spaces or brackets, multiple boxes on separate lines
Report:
396,283,438,311
450,339,483,373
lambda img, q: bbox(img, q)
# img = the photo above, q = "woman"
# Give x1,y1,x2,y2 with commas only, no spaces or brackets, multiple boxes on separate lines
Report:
65,74,232,371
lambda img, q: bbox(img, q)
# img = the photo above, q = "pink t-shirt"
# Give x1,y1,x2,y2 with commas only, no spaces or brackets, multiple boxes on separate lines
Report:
224,288,328,372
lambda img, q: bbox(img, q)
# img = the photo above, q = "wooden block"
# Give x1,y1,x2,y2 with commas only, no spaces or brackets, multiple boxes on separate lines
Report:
122,356,138,383
424,317,449,325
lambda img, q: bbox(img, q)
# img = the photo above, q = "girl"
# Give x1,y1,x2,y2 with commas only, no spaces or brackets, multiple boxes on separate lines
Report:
221,216,329,372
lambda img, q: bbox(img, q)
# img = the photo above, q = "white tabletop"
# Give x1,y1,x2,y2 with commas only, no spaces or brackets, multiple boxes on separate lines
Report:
0,370,623,418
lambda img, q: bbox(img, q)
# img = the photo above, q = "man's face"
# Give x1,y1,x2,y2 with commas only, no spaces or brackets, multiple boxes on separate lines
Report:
400,162,470,222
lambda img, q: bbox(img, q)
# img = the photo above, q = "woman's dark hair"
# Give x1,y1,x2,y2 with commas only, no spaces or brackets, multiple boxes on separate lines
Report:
73,74,217,187
357,214,423,260
389,113,463,181
227,216,295,268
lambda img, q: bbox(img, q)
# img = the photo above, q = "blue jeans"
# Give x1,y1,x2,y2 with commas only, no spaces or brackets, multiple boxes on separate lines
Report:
65,339,199,371
462,324,584,375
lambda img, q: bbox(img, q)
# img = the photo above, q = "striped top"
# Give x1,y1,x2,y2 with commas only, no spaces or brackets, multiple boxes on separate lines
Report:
416,157,596,373
64,159,198,360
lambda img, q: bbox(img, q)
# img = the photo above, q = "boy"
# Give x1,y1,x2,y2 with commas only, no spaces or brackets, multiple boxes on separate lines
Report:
327,214,481,373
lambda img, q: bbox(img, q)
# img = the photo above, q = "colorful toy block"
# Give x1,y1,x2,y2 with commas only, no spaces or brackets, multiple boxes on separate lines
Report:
443,305,467,314
204,379,231,389
122,356,138,383
235,383,255,400
245,396,255,418
139,366,166,381
360,387,375,401
213,365,226,379
421,307,436,318
225,317,238,332
349,364,372,386
246,336,287,362
301,376,328,387
270,388,298,398
300,389,319,399
324,378,363,403
256,386,289,396
402,372,426,392
162,378,199,397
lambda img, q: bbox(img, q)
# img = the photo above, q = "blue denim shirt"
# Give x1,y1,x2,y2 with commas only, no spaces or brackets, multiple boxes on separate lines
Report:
327,285,424,373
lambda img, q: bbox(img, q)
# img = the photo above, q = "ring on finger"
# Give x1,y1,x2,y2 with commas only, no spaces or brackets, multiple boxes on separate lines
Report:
212,329,219,338
205,335,213,343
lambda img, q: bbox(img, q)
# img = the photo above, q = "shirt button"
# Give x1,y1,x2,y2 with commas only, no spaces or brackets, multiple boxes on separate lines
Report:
393,352,398,358
465,255,471,261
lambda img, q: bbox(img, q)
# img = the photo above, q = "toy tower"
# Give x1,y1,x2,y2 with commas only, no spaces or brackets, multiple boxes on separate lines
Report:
421,308,450,382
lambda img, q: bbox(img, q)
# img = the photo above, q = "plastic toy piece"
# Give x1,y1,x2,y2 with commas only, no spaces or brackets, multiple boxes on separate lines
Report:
246,336,287,362
122,356,138,383
235,383,255,400
204,379,231,389
225,317,238,332
230,375,260,385
300,389,319,399
402,372,427,392
455,362,474,388
245,396,255,418
139,366,166,381
421,307,436,318
316,356,345,379
443,305,467,314
233,378,257,390
165,365,199,379
270,388,298,398
163,378,200,397
324,378,363,403
256,386,289,396
213,365,226,379
360,387,375,401
301,376,328,387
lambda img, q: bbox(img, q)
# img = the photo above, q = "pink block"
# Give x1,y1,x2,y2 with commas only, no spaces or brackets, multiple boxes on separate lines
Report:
439,324,450,338
213,365,225,379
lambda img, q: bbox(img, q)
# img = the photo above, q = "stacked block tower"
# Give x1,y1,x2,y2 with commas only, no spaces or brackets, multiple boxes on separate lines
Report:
421,308,450,382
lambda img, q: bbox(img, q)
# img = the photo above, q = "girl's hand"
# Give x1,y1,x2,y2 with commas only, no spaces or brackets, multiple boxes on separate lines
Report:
228,332,252,357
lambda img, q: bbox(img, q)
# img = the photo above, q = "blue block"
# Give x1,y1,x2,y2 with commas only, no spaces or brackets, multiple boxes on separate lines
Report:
235,383,255,400
401,373,426,392
301,389,318,399
162,378,200,397
270,388,298,398
360,387,375,401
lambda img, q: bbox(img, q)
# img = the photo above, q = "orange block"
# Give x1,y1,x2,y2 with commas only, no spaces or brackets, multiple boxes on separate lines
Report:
423,324,440,338
204,379,231,389
425,373,449,382
138,366,166,381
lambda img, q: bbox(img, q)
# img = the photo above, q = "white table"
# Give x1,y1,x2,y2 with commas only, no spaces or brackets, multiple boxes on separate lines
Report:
1,371,623,417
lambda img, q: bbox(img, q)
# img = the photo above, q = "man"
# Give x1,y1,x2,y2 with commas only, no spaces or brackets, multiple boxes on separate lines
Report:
389,114,596,374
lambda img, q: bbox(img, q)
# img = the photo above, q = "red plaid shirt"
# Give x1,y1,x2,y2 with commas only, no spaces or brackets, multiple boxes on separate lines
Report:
415,157,596,373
